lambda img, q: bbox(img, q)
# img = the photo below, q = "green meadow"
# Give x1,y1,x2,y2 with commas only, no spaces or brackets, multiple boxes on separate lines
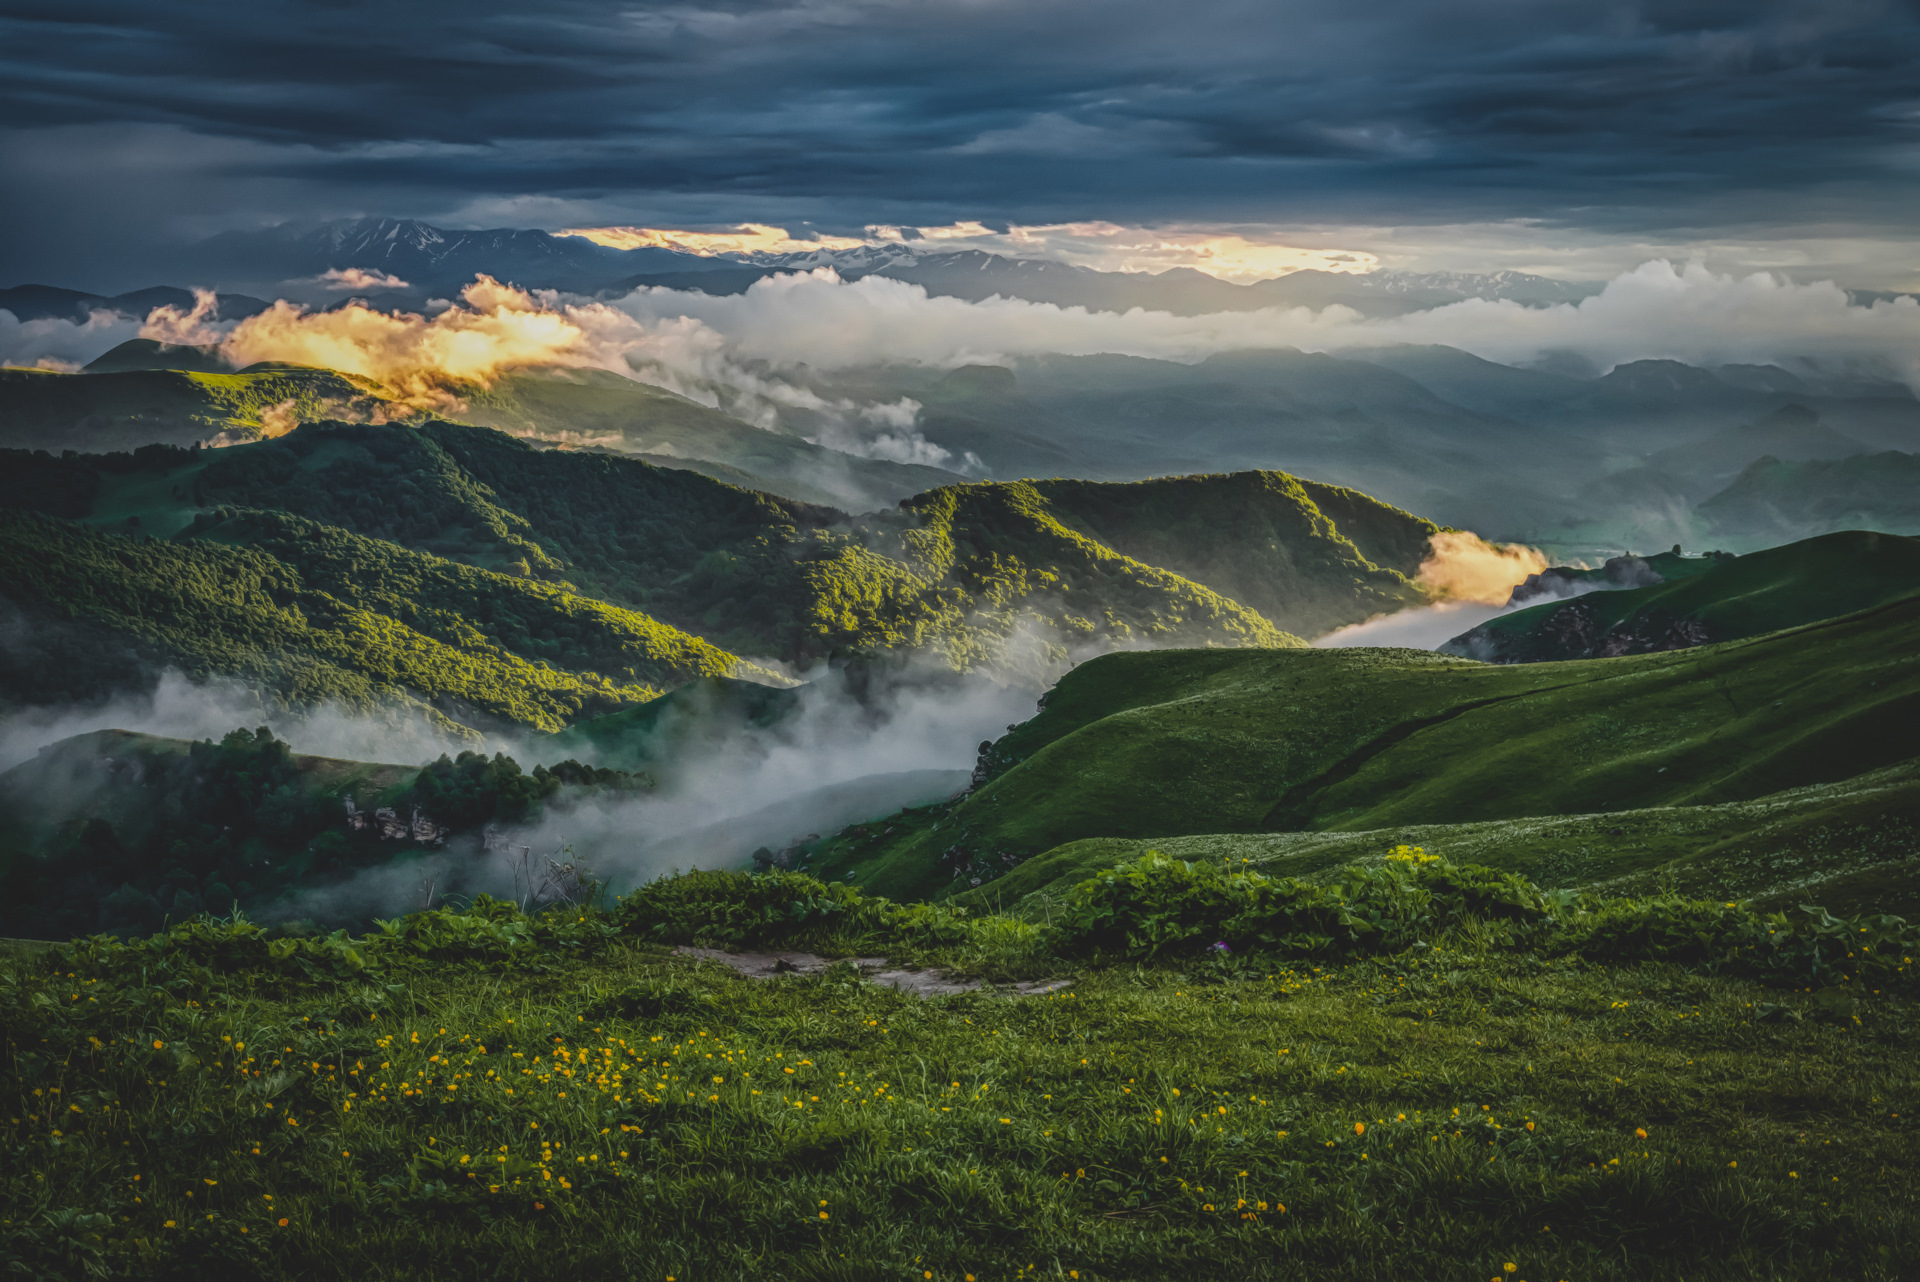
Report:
4,850,1916,1281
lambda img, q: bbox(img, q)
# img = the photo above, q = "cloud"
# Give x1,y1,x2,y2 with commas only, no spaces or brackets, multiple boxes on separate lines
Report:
138,288,225,347
0,670,484,774
1313,599,1516,651
558,224,868,256
0,307,142,370
3,1,1919,289
1414,531,1548,606
318,267,411,291
211,277,632,404
16,255,1920,415
608,259,1920,391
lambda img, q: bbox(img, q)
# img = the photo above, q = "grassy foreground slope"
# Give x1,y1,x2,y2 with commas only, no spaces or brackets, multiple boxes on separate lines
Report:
1443,531,1920,663
813,592,1920,899
2,866,1914,1281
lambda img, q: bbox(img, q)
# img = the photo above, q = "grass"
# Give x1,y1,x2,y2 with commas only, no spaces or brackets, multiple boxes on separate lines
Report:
812,592,1920,901
1451,531,1920,662
952,757,1920,924
4,903,1915,1282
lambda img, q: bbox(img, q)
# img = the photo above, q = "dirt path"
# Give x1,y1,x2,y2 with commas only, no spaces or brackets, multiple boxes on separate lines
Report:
674,947,1073,998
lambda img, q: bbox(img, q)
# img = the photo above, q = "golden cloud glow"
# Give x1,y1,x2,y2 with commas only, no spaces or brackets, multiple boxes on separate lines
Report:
1415,531,1549,605
215,277,635,407
557,223,869,256
560,220,1376,282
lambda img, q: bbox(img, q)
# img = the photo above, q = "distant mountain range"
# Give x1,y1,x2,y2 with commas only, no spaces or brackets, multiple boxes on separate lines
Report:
3,217,1607,318
0,283,269,325
8,331,1920,548
6,216,1920,548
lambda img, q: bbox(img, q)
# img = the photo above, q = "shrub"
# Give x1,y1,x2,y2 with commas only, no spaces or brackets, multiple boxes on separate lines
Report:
1563,896,1918,989
1054,847,1553,960
612,869,969,950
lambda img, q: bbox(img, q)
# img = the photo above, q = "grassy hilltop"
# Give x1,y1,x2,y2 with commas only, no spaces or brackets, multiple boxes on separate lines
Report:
806,589,1920,900
1443,531,1920,663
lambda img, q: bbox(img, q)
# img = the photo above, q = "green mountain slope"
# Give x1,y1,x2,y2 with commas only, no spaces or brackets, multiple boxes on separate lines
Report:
0,356,962,511
1003,471,1437,638
1442,531,1920,663
1701,450,1920,543
809,592,1920,899
3,428,1450,690
458,368,964,509
954,756,1920,922
0,507,775,730
0,364,374,452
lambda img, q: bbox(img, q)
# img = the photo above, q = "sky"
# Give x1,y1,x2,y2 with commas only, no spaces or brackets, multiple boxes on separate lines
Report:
3,0,1920,290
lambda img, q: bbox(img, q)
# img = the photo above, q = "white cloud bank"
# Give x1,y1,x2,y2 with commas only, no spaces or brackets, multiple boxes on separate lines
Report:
9,259,1920,409
611,259,1920,388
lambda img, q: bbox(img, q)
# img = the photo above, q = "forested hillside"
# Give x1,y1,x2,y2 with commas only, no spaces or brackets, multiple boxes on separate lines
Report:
0,507,770,728
0,726,647,940
0,423,1453,719
0,356,960,509
0,362,376,453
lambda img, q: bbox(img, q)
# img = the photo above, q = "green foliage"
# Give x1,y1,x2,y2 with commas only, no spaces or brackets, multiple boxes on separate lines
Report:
0,506,771,728
613,868,972,950
1053,849,1920,993
820,594,1920,899
1450,530,1920,663
1057,849,1552,959
0,726,354,940
410,751,559,829
0,727,648,941
369,895,618,966
2,882,1915,1280
1564,897,1920,989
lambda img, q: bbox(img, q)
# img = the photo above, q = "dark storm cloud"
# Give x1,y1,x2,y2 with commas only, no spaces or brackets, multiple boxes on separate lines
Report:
2,0,1918,285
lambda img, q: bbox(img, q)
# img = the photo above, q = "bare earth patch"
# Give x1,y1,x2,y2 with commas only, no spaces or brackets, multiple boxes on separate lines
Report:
673,946,1072,998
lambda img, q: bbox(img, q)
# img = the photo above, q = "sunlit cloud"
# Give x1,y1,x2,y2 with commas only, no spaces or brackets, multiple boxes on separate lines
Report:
1415,531,1548,605
317,266,411,291
216,277,629,405
558,223,870,256
139,288,224,347
998,224,1381,283
565,218,1379,282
